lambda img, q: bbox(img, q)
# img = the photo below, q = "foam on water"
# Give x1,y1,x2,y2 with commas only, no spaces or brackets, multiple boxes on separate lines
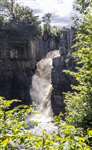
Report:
30,50,60,134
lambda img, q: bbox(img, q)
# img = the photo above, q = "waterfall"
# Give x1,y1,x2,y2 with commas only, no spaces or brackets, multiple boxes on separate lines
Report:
30,50,60,133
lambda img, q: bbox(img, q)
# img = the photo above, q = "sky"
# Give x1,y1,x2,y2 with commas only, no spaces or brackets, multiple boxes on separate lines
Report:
16,0,75,27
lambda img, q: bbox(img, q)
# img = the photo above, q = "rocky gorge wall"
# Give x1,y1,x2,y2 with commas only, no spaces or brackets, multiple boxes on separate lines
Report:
0,23,75,113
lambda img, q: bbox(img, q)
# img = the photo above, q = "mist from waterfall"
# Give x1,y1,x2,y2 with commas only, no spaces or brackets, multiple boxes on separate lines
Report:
30,50,60,133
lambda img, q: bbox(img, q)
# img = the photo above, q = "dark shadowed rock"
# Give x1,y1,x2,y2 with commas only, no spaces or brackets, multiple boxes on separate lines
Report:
0,24,75,111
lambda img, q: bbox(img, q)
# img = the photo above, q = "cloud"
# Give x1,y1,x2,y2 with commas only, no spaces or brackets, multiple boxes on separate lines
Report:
16,0,74,27
51,14,72,27
52,15,71,23
33,9,42,14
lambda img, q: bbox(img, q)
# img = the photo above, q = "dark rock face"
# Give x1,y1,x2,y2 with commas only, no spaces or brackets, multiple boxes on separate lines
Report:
0,24,75,113
30,50,75,116
0,59,34,104
51,56,74,115
0,24,40,104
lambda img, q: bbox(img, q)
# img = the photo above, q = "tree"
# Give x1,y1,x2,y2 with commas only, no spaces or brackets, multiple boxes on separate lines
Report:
65,3,92,128
0,0,8,23
0,0,15,19
72,0,92,28
42,13,52,34
0,0,41,27
14,4,40,25
74,0,92,14
43,13,52,25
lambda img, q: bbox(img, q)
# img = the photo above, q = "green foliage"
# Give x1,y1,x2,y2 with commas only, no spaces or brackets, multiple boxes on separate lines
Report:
65,6,92,129
0,97,33,149
54,116,91,150
0,16,4,25
74,0,92,14
50,26,62,37
42,13,52,36
0,97,91,149
0,0,14,17
14,4,40,25
0,0,8,7
72,0,92,28
0,0,41,26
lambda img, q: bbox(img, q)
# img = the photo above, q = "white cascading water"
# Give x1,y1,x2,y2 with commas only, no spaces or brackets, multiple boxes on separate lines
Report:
30,50,60,134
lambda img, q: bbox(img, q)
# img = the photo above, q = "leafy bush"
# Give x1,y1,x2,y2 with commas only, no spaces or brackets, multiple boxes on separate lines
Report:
65,9,92,129
0,97,91,149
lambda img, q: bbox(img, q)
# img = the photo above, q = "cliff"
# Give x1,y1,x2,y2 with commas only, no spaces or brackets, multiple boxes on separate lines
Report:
0,23,75,106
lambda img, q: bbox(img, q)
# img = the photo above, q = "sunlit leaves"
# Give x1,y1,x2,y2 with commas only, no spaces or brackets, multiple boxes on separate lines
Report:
0,96,91,149
65,4,92,130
